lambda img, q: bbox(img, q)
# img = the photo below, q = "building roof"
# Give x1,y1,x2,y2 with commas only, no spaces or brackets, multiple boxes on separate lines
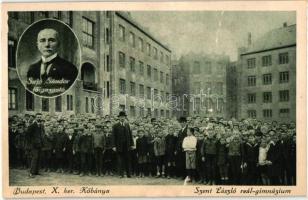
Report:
241,24,296,56
182,52,230,62
116,11,171,53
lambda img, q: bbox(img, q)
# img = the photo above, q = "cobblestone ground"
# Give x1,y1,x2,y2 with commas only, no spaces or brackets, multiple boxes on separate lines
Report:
9,169,189,186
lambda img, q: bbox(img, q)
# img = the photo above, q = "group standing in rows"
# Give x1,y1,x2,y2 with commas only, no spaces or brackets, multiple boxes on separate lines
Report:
9,111,296,185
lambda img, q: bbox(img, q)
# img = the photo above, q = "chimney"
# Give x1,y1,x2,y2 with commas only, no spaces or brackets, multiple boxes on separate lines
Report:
283,22,287,27
248,32,252,46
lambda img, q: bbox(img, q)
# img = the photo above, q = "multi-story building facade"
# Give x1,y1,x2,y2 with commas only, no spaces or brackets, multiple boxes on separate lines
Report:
171,59,190,118
226,61,238,119
175,53,229,118
109,12,172,118
237,23,296,122
8,11,172,118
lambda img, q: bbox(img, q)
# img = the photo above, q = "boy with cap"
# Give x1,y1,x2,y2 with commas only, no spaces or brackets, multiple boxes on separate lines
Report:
9,123,18,168
227,135,243,185
242,133,259,185
217,136,229,184
131,129,138,177
53,124,68,173
78,125,94,176
65,128,75,173
41,125,53,172
15,123,27,169
201,129,218,185
73,126,82,175
153,130,166,178
165,126,177,179
136,129,148,177
103,124,115,176
93,124,106,176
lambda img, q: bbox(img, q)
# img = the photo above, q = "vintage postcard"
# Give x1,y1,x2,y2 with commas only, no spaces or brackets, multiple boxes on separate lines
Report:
1,1,307,198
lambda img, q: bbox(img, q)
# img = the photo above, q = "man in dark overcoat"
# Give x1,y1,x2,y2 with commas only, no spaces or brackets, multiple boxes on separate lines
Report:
175,116,188,179
27,113,44,178
267,132,283,185
111,111,134,178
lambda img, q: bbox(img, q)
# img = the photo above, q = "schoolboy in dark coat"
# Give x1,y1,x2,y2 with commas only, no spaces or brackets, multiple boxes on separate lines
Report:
242,134,259,185
15,123,27,169
103,125,115,175
52,124,68,173
165,127,177,178
201,130,218,185
78,126,94,176
41,125,53,172
65,128,75,173
267,133,283,185
136,129,149,177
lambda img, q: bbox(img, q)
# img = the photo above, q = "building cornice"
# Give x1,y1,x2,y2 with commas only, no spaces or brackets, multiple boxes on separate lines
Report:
240,44,296,56
115,11,171,53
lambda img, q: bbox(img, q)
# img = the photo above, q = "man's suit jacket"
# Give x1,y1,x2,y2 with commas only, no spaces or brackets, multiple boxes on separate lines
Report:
176,126,187,151
27,56,78,86
27,121,44,149
267,142,282,177
78,133,94,153
111,122,133,153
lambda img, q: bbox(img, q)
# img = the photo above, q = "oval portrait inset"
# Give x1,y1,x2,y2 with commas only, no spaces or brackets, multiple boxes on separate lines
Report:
16,19,81,98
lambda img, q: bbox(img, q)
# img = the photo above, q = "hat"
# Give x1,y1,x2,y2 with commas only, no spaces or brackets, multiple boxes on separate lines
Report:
95,124,102,128
178,116,187,123
255,130,263,137
17,122,24,127
118,111,127,117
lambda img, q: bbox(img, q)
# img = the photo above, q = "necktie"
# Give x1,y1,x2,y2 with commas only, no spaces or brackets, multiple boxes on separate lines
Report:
41,62,48,81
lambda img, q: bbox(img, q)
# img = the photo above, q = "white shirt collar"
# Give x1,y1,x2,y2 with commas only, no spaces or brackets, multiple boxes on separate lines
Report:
42,53,57,63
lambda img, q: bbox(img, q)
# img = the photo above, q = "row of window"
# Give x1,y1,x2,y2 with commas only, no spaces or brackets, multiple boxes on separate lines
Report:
119,79,170,101
85,97,95,113
247,52,289,68
247,90,290,103
193,61,225,74
82,17,95,48
10,12,95,49
118,51,170,85
193,82,224,95
118,24,170,65
9,11,72,26
8,88,73,111
120,104,170,118
247,71,290,86
247,108,290,118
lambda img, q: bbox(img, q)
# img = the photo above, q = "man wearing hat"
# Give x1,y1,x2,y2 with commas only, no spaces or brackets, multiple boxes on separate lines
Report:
175,116,188,179
111,111,134,178
27,112,44,178
9,123,18,168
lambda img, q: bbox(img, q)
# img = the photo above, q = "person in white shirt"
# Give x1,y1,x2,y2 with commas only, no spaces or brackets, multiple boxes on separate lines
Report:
258,139,271,185
182,127,197,182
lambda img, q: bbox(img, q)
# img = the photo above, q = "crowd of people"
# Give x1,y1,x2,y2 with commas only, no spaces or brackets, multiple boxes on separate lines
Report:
9,111,296,185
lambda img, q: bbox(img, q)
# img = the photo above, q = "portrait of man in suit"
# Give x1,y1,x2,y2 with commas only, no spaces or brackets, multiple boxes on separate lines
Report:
26,28,78,96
